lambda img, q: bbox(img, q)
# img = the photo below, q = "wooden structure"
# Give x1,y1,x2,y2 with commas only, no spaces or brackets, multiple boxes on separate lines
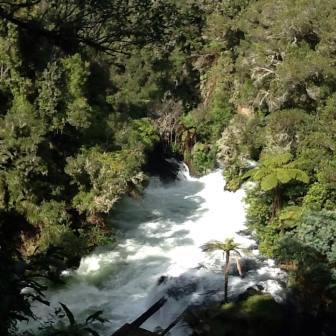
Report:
112,297,166,336
111,297,188,336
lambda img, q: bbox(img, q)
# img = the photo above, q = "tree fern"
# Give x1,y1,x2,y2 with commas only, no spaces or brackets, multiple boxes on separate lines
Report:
260,173,278,191
246,152,309,192
201,238,242,302
244,152,309,216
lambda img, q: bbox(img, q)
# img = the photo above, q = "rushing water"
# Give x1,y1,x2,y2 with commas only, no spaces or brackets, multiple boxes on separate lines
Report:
27,164,286,335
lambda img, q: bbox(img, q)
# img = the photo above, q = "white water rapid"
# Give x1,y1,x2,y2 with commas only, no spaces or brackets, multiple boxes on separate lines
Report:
27,165,286,335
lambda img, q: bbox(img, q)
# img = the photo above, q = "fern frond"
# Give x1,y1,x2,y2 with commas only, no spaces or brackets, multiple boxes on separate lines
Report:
260,173,278,191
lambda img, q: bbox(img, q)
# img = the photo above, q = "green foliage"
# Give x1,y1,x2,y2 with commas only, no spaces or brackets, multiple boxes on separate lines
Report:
63,55,92,129
202,238,242,302
244,153,309,219
257,221,283,256
37,62,65,131
66,148,144,214
264,109,312,152
237,294,283,318
278,206,303,230
3,0,336,332
303,183,329,211
221,0,336,317
180,113,196,130
245,187,272,228
202,238,240,253
246,152,309,192
116,118,160,151
296,211,336,265
0,0,203,276
209,96,233,139
191,143,217,175
197,0,336,330
0,2,208,331
176,53,235,176
275,235,334,312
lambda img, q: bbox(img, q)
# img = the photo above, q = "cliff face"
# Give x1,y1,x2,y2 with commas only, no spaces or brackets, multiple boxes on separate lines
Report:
173,2,336,334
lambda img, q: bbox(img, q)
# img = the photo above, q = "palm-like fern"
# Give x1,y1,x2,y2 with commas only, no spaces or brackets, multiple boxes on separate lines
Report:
244,152,309,215
202,238,243,303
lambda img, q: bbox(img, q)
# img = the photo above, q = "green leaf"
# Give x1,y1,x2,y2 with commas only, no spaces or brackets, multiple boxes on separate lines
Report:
261,152,292,167
252,168,267,181
261,173,278,191
276,168,292,184
242,169,254,179
278,206,303,229
294,170,309,183
201,238,240,252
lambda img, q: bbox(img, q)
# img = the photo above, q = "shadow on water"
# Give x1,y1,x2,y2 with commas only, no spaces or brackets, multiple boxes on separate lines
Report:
110,177,206,227
98,178,207,256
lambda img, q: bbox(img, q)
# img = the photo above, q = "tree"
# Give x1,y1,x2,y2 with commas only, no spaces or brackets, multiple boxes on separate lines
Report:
0,0,183,55
202,238,243,303
245,152,309,216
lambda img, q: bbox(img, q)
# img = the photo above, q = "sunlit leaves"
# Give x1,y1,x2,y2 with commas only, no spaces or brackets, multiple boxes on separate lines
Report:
246,152,309,192
202,238,241,253
65,148,145,214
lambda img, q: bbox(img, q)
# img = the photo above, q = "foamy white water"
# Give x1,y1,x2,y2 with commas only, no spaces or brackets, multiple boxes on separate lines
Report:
26,164,286,335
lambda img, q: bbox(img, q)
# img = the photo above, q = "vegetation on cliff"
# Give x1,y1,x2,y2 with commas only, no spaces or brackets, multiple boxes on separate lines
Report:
0,0,204,333
205,0,336,333
1,0,336,335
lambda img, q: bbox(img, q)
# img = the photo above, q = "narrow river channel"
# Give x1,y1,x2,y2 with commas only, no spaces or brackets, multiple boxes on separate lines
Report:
28,164,286,335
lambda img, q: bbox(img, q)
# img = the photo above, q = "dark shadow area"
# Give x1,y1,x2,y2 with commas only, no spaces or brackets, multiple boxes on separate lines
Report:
273,237,336,336
143,143,183,183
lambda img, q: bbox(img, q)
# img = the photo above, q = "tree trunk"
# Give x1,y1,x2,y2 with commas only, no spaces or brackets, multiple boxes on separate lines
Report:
235,256,243,278
224,250,230,303
272,186,282,218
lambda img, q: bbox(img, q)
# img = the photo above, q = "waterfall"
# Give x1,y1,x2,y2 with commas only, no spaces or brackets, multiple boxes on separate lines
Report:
26,166,286,335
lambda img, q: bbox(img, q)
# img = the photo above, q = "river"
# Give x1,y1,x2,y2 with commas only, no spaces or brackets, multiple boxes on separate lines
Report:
27,164,286,335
